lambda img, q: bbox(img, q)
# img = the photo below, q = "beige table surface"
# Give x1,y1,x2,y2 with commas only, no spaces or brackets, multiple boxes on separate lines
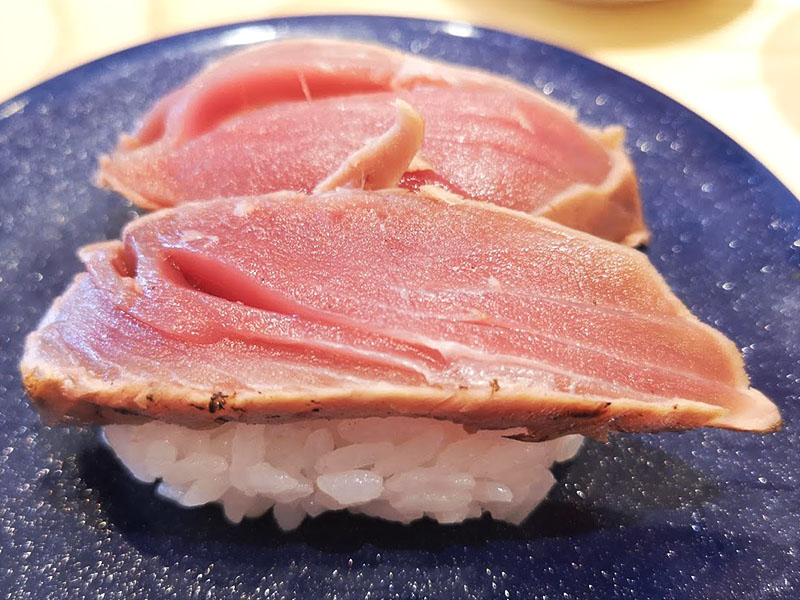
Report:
1,0,798,198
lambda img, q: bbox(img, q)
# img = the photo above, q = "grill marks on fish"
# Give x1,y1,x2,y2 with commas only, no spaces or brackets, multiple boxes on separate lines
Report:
21,188,779,438
97,38,647,244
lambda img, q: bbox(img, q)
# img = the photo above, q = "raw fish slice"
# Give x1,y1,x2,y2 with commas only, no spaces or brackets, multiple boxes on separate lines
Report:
98,38,647,245
21,188,778,439
126,38,570,148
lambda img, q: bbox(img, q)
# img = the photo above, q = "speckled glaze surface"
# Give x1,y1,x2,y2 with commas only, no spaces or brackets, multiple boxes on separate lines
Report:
0,15,798,600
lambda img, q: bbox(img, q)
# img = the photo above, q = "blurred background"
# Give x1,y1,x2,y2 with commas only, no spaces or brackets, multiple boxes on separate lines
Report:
0,0,797,197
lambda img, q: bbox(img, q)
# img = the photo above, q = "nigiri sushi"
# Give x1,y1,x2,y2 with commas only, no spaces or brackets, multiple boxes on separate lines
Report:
97,38,648,245
21,184,779,528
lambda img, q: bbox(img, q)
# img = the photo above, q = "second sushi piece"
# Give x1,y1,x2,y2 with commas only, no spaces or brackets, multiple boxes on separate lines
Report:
97,38,648,245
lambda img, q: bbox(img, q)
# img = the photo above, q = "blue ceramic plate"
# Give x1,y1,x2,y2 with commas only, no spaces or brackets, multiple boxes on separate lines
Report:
0,15,798,600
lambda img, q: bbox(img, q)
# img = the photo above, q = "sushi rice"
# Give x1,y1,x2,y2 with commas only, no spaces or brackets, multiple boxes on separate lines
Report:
103,417,583,530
